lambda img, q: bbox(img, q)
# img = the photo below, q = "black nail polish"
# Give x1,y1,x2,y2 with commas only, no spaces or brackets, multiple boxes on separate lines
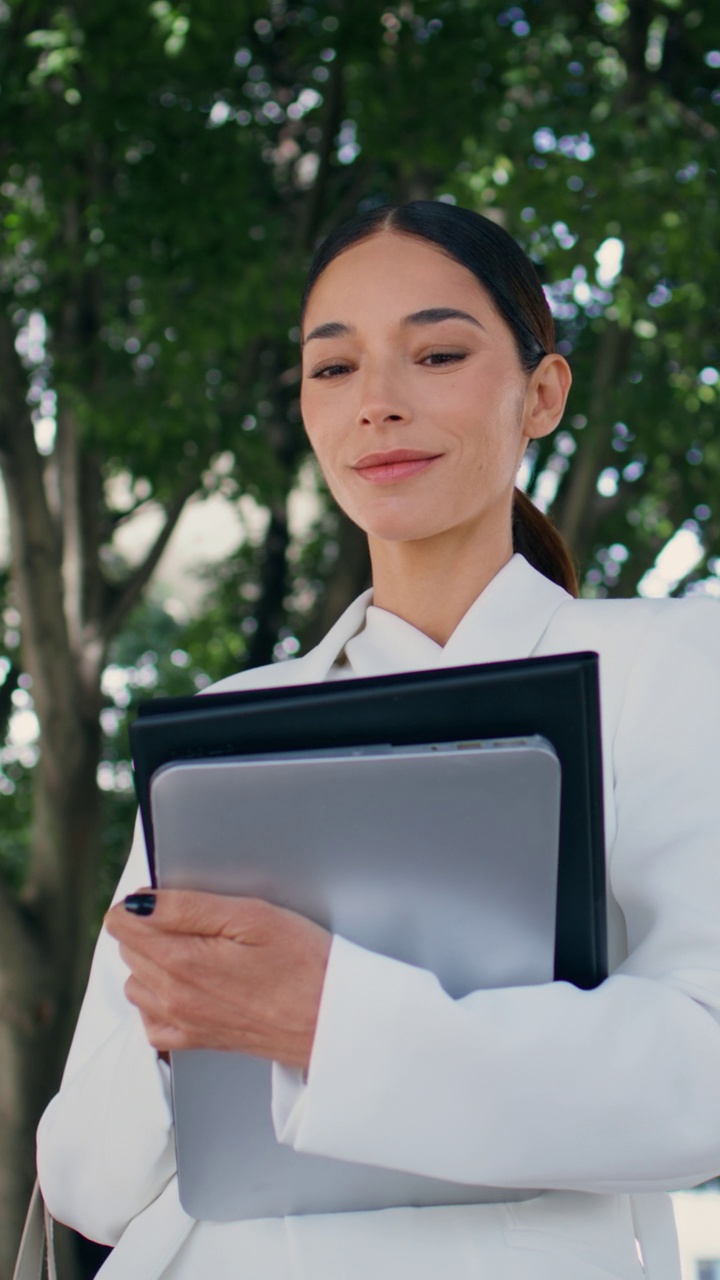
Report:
124,893,156,916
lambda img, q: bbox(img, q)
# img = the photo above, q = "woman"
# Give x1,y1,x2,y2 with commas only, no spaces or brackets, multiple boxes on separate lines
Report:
37,202,720,1280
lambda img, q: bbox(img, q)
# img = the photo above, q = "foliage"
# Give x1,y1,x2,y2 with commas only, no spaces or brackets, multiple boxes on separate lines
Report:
2,0,719,941
440,0,720,596
0,1,719,1268
1,0,718,917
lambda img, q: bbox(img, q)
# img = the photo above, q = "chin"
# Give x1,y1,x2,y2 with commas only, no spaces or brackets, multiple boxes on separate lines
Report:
335,486,465,545
360,514,449,545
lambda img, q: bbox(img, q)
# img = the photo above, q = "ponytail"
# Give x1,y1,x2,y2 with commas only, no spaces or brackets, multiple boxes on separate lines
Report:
512,488,579,598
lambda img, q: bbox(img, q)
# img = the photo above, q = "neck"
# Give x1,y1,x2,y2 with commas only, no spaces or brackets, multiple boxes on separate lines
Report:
368,523,514,647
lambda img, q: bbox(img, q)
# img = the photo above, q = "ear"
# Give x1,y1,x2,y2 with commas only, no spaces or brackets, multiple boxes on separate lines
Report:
523,354,572,442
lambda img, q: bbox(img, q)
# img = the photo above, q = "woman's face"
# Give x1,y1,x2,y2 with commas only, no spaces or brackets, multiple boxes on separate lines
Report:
300,231,566,548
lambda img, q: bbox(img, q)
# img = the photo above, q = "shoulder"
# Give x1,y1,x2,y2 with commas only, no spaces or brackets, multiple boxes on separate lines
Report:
541,593,720,734
197,589,373,696
202,655,314,697
547,592,720,664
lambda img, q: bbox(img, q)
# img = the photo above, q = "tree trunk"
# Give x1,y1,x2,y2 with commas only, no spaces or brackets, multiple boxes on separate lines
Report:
246,502,292,669
0,314,193,1274
552,321,630,565
0,716,103,1279
299,510,371,653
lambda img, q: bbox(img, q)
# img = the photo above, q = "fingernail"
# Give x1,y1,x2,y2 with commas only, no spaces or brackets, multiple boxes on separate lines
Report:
124,893,156,916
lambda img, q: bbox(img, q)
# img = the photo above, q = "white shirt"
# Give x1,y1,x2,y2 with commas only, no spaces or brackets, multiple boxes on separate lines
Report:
37,556,720,1280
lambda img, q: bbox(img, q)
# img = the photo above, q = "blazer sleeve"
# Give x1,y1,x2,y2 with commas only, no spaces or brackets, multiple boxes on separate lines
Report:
280,598,720,1192
36,818,178,1246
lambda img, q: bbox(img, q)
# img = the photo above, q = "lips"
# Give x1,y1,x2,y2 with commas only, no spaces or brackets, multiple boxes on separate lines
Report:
353,449,440,468
352,450,442,485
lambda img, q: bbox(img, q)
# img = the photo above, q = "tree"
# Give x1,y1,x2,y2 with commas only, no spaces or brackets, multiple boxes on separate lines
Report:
1,0,719,1272
0,1,339,1266
445,0,720,594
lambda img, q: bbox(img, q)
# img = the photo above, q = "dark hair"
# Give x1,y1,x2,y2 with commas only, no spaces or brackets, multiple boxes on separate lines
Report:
302,201,579,597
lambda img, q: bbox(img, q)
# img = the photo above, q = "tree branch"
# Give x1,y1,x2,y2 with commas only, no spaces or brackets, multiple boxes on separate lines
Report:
107,495,158,531
552,320,630,560
672,101,719,142
622,0,655,89
0,315,78,745
79,451,107,634
0,316,46,491
56,407,84,652
99,477,198,641
299,44,345,252
0,879,38,988
245,501,291,669
299,508,371,653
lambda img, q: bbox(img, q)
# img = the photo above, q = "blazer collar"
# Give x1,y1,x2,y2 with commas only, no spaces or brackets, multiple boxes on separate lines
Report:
291,588,374,682
439,553,572,667
294,555,571,681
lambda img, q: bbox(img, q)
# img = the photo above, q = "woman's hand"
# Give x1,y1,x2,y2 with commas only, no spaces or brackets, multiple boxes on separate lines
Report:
104,890,332,1073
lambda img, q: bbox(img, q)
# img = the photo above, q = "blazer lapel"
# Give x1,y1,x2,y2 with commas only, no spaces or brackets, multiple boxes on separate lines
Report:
439,555,572,668
217,558,571,694
298,557,572,679
207,590,372,696
294,589,374,681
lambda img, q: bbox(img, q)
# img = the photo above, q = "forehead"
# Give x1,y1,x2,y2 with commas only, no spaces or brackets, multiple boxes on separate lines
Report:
303,231,493,326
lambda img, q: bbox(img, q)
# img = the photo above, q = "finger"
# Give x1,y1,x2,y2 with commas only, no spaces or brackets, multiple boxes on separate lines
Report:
124,971,233,1053
118,934,237,1007
124,970,166,1019
117,938,178,992
126,984,183,1053
137,1012,200,1055
151,889,279,940
124,969,204,1038
104,889,156,941
108,888,278,942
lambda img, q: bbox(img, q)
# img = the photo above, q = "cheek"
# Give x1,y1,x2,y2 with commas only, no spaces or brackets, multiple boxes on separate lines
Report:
301,387,346,455
300,390,324,450
301,409,340,487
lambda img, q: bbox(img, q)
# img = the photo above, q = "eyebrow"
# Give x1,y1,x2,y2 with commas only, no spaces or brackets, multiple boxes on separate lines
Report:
303,320,352,344
303,307,485,345
404,307,485,331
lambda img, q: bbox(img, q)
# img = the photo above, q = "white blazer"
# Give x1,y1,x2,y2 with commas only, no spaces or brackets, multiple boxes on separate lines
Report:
37,556,720,1280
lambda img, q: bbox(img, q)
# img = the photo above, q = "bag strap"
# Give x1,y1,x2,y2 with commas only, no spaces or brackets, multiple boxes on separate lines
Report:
630,1193,682,1280
13,1180,56,1280
44,1198,57,1280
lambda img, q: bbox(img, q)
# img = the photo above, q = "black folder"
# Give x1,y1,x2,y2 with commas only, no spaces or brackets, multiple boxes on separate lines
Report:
130,651,606,990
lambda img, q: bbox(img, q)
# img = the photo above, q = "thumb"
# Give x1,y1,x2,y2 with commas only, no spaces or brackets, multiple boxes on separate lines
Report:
121,887,270,939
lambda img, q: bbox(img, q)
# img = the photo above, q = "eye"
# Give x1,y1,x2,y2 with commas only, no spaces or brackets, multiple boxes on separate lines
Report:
307,360,354,379
420,351,467,367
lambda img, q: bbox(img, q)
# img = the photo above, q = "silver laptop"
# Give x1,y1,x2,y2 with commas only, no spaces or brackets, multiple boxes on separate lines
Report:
150,736,560,1220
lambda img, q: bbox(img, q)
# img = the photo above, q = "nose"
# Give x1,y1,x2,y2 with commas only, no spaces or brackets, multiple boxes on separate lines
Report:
356,363,411,429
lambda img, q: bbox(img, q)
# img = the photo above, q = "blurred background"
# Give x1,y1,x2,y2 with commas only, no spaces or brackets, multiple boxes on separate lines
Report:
1,0,719,1275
